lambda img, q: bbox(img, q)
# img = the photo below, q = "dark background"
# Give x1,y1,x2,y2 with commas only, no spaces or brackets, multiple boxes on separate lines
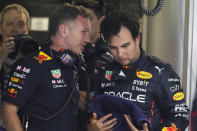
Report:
0,0,141,45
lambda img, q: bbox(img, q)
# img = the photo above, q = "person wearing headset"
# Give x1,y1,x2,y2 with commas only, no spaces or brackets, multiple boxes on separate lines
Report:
88,10,189,131
2,3,91,131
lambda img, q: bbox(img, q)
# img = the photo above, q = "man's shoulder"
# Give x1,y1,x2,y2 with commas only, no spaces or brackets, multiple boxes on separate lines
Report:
95,52,113,70
15,49,52,67
144,55,179,77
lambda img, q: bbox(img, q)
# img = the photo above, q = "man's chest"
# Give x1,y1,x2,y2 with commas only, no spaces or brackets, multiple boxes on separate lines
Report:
99,69,155,105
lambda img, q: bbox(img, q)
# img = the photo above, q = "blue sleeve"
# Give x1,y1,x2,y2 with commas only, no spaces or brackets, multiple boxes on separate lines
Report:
3,58,40,107
157,67,189,130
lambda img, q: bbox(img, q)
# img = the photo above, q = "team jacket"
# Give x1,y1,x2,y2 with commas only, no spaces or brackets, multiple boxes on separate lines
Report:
191,90,197,131
3,47,79,131
94,49,189,131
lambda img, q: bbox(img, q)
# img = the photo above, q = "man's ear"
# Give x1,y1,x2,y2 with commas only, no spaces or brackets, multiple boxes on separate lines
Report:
0,25,2,34
135,35,140,46
58,23,69,37
27,24,30,32
98,16,105,25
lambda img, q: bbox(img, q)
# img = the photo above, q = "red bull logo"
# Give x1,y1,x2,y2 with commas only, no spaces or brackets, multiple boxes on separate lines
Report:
162,123,178,131
34,51,52,64
7,88,18,98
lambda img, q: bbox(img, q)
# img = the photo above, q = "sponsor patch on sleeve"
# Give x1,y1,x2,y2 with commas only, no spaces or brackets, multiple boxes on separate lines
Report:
6,88,18,98
173,92,184,101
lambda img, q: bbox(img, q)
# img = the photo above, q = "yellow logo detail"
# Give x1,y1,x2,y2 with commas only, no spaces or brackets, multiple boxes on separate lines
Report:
8,88,17,94
11,77,19,82
136,71,152,79
162,123,178,131
173,92,184,101
34,51,52,64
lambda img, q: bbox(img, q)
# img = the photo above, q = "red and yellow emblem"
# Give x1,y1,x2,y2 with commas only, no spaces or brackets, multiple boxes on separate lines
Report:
8,88,17,94
162,123,178,131
6,88,18,98
34,51,52,64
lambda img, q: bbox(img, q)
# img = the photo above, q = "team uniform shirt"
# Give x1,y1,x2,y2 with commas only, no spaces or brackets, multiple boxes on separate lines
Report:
3,47,79,131
94,49,189,131
191,89,197,131
0,57,16,95
77,41,113,131
0,56,17,130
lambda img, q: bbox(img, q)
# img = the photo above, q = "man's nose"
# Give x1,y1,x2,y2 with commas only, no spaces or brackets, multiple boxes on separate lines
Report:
11,24,19,34
85,34,91,43
117,48,123,57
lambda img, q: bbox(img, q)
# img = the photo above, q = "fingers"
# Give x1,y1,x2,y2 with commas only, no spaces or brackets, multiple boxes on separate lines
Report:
90,113,117,131
142,123,148,131
97,113,113,122
102,117,117,131
124,114,138,131
92,112,97,120
2,37,15,51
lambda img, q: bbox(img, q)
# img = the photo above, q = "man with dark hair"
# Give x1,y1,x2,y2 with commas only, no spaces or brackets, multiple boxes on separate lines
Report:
73,1,113,131
2,3,91,131
88,10,189,131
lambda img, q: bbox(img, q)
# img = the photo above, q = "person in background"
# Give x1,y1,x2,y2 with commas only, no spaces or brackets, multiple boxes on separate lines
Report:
2,3,91,131
88,10,189,131
74,1,113,131
0,4,30,130
191,87,197,131
0,4,30,69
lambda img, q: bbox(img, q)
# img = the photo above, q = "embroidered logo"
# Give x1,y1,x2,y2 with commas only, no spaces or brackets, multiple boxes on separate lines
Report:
7,88,18,98
51,69,61,79
173,92,184,101
119,70,126,78
34,51,52,64
11,77,19,82
136,71,152,79
105,71,113,81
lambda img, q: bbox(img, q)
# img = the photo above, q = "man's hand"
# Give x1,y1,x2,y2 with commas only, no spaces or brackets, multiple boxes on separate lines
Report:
2,101,23,131
87,113,117,131
124,114,149,131
0,36,15,68
78,91,87,110
1,37,15,53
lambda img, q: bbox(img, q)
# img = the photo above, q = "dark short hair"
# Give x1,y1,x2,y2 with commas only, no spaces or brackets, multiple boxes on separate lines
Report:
49,3,91,36
101,10,140,43
74,1,104,19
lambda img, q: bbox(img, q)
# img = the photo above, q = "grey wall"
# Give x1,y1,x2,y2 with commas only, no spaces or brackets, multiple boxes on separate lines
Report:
142,0,186,91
